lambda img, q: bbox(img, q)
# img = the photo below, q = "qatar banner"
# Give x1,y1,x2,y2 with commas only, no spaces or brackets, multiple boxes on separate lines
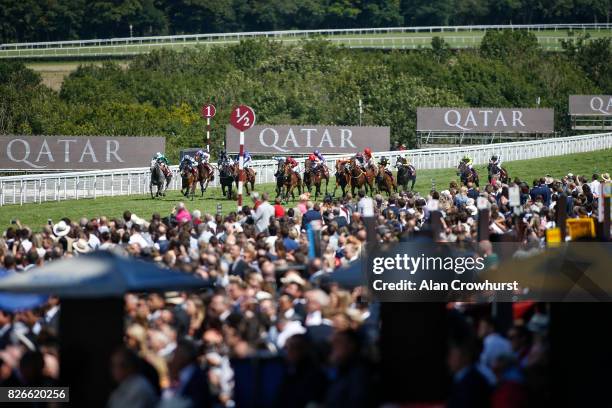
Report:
225,125,390,154
0,135,166,170
569,95,612,116
417,107,554,133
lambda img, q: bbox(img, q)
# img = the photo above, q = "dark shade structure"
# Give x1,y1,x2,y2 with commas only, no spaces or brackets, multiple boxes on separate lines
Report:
0,250,209,297
0,250,210,408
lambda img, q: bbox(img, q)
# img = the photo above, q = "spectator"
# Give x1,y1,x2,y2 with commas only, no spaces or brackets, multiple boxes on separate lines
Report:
108,347,159,408
175,203,192,224
254,193,275,233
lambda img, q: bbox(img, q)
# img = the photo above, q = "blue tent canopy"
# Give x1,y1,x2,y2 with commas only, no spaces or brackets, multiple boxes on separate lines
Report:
0,251,211,298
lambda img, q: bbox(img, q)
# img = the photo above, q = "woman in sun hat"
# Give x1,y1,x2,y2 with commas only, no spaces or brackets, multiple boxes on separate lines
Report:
72,237,92,254
52,220,71,238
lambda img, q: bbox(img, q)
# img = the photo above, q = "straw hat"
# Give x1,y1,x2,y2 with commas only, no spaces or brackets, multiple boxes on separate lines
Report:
52,221,71,237
602,173,611,183
72,238,92,254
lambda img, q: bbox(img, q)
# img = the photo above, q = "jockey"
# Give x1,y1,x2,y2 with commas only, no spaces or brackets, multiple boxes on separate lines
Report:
354,152,365,167
286,156,298,169
218,150,235,167
243,150,252,168
462,155,474,170
489,155,502,168
307,153,316,170
313,149,325,163
363,147,374,167
378,156,392,177
180,155,198,175
151,152,169,167
195,149,210,164
310,150,325,172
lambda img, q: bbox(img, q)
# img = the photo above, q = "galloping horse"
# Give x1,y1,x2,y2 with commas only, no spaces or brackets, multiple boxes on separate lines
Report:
303,160,329,200
282,162,302,201
376,164,396,196
487,163,509,184
197,162,215,197
218,162,235,200
180,166,198,200
150,161,172,198
275,159,286,198
457,161,479,187
349,157,375,196
333,160,351,197
396,159,416,191
235,165,256,196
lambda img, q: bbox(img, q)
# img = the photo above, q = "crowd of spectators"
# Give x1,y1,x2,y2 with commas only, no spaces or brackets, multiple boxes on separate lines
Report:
0,169,609,407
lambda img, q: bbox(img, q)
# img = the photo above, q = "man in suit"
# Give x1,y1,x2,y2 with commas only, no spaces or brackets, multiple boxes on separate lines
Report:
168,340,212,408
447,335,491,408
302,202,323,230
530,178,551,206
228,244,247,279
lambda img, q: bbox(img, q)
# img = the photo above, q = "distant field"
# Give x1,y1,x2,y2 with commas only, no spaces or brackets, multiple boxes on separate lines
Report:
3,28,611,60
1,149,610,231
27,60,128,90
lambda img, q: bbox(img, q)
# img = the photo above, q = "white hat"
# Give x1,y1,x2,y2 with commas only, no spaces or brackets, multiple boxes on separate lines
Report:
53,221,71,237
466,205,478,216
280,271,307,287
72,238,92,254
130,214,149,228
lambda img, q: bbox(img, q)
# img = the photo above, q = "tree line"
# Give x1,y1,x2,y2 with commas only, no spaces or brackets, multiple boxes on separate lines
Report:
0,0,611,43
0,32,610,161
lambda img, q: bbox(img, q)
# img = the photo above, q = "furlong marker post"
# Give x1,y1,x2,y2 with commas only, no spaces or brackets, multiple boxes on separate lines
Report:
238,131,244,211
229,104,256,212
201,103,216,153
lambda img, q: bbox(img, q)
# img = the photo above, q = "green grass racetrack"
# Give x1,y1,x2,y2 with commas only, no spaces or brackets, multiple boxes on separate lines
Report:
0,149,610,231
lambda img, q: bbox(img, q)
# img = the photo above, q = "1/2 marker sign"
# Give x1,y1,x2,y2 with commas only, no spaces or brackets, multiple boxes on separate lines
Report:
230,105,256,132
201,104,216,119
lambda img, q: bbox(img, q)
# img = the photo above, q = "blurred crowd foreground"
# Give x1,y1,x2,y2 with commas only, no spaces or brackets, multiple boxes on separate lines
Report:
0,169,611,407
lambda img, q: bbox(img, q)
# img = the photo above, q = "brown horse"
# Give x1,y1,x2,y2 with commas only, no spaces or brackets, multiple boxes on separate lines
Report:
232,165,256,196
282,162,302,201
376,164,396,196
349,158,375,196
304,160,328,200
181,167,198,200
333,160,351,197
197,162,215,196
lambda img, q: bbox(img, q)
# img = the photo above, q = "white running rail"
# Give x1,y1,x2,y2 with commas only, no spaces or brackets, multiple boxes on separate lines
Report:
0,132,610,206
1,23,611,58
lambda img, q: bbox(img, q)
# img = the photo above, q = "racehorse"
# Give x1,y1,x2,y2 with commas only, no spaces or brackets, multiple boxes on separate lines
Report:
235,166,256,196
457,161,479,187
180,166,198,200
333,161,351,197
197,161,215,196
150,162,172,198
396,160,416,191
349,157,375,196
487,163,509,184
218,162,235,200
282,162,302,201
376,164,396,196
275,159,286,198
303,160,329,200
